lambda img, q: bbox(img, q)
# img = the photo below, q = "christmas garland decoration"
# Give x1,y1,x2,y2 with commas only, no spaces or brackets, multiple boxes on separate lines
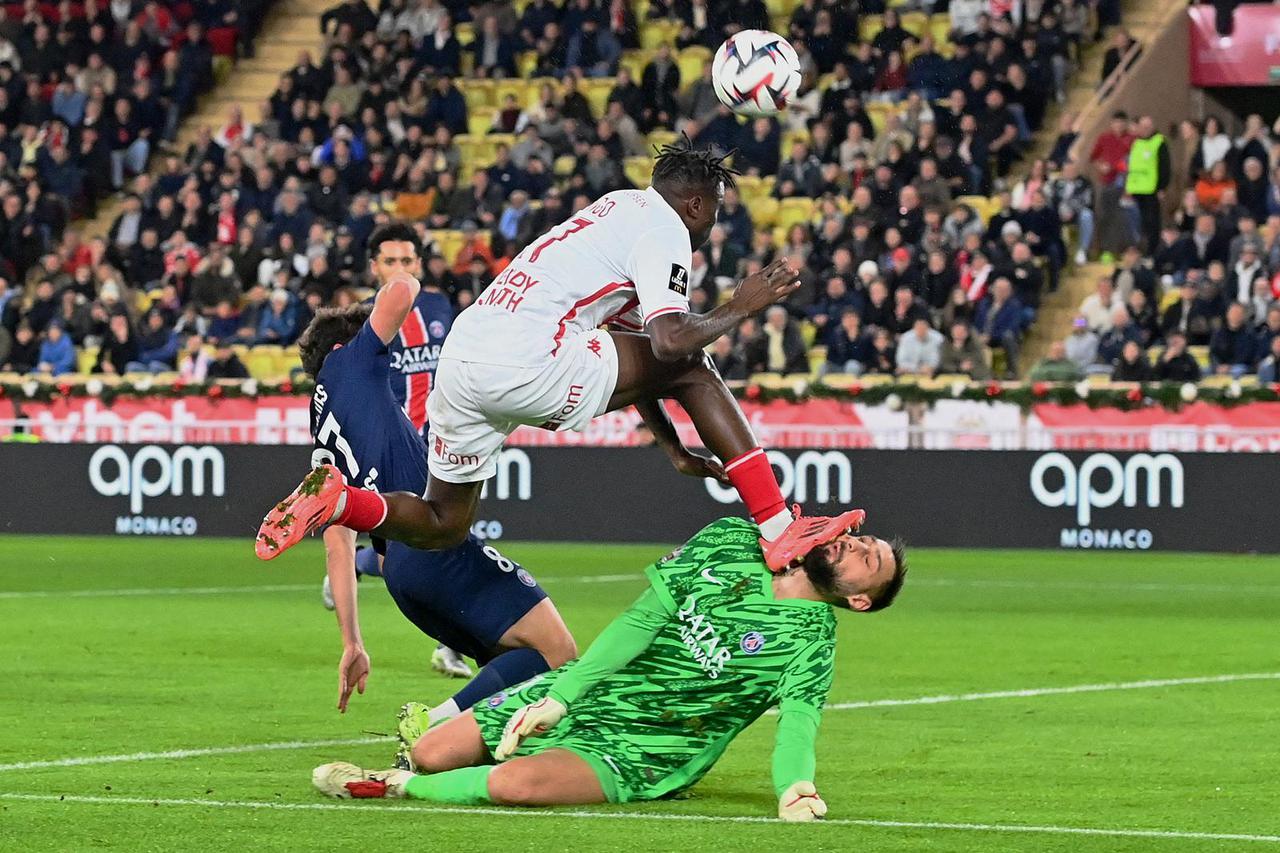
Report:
1,377,1278,412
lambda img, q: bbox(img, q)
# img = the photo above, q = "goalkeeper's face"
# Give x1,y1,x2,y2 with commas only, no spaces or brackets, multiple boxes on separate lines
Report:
803,534,896,613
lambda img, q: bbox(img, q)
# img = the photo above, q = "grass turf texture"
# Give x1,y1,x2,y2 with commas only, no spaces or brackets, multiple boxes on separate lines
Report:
1,537,1278,852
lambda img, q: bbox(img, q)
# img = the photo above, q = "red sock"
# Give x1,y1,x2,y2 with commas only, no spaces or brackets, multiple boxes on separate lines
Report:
724,448,787,525
334,487,388,531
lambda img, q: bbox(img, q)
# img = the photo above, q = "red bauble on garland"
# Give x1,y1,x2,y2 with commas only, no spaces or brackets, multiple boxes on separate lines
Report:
206,384,224,399
1126,387,1142,402
744,382,761,400
985,382,1002,397
1031,381,1049,397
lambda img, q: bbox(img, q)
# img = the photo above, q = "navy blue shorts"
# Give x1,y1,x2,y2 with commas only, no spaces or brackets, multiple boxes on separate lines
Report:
380,536,547,665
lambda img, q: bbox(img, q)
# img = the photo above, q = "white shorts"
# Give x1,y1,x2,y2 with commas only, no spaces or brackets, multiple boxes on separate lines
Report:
426,328,619,484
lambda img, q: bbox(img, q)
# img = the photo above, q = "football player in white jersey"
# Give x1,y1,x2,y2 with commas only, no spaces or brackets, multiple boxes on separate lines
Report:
257,138,863,572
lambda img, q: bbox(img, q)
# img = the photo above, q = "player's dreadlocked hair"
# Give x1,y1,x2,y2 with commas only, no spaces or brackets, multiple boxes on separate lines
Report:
650,133,739,197
298,304,373,378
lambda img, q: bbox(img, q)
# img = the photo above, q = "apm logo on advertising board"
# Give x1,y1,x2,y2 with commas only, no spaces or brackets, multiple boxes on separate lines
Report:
704,450,853,505
88,445,226,536
1029,452,1185,550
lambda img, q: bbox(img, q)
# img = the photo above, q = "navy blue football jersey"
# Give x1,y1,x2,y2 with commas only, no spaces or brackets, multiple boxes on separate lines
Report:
388,289,453,436
311,321,428,495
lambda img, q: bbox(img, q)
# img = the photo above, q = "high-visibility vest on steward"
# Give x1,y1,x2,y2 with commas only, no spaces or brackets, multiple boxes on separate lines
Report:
1125,133,1164,195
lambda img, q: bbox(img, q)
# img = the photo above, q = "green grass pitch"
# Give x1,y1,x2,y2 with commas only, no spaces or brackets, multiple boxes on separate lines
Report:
1,535,1278,852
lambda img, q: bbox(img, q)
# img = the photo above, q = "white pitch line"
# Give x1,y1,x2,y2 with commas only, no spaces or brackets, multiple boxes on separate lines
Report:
0,737,391,773
0,794,1276,844
821,672,1280,712
5,672,1276,774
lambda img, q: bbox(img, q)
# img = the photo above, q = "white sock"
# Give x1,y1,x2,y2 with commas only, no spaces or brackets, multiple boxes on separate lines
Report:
427,699,460,726
758,508,793,542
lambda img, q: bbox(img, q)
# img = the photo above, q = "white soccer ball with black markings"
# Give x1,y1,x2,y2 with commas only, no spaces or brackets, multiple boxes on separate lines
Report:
711,30,802,118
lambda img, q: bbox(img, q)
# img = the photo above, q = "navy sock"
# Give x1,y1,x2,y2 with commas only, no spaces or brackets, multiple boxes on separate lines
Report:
354,546,382,578
449,648,551,712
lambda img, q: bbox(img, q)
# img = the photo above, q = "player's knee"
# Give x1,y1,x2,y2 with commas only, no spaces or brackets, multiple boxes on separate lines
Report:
487,765,542,806
409,735,449,774
540,630,578,669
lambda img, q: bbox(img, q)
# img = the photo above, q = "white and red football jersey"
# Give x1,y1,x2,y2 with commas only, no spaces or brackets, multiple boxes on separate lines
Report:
442,187,693,366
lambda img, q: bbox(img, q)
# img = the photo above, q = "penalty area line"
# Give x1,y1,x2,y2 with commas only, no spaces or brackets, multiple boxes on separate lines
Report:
0,794,1277,844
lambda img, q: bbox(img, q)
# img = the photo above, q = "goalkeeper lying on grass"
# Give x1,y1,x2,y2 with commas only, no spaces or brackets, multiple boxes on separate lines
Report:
313,516,907,821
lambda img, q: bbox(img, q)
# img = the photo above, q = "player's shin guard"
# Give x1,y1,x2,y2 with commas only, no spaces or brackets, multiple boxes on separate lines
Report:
333,487,388,532
724,448,791,540
447,648,551,717
403,766,493,805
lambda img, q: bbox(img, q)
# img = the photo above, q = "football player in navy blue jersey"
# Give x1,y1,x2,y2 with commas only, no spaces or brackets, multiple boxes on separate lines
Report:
301,224,576,755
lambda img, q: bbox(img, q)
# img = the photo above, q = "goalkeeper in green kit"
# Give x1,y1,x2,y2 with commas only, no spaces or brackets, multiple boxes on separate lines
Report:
312,514,907,821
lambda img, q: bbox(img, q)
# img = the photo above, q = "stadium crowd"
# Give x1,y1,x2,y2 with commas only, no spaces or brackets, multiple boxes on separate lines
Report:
1025,109,1280,384
15,0,1253,388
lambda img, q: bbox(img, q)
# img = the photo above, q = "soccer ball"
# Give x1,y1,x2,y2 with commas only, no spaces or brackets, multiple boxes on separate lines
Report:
711,30,802,118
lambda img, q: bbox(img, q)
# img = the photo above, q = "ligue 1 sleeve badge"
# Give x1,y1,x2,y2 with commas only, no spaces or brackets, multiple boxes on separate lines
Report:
740,631,766,655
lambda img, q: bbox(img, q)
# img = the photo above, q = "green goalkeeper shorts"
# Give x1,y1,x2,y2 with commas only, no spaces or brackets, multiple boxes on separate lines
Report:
472,675,693,804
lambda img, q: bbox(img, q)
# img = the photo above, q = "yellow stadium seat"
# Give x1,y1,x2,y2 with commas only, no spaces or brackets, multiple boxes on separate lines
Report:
468,112,494,136
799,320,816,347
460,79,494,109
430,229,466,265
859,17,883,44
639,21,677,50
620,49,651,81
901,11,928,37
677,47,710,85
582,79,613,117
764,0,793,18
930,16,953,44
1189,346,1210,368
78,347,99,374
244,350,279,381
647,129,677,150
748,196,779,228
1239,375,1260,388
493,78,528,106
553,154,577,177
624,156,653,187
1199,375,1234,388
776,197,816,230
517,50,538,78
455,22,475,46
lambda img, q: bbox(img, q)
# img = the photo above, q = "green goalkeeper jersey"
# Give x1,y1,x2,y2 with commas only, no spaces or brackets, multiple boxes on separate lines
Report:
488,517,836,801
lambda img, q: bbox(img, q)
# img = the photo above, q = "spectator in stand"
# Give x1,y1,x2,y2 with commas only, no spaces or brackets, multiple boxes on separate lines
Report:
864,327,897,375
709,333,746,381
1210,302,1259,376
1155,331,1202,382
3,322,40,374
938,321,989,379
1065,315,1099,371
1028,340,1083,382
94,312,139,375
1048,160,1095,265
256,289,300,346
130,308,181,372
975,277,1025,378
1079,277,1122,333
1126,115,1171,254
207,341,251,380
1096,305,1144,368
823,309,872,376
1257,335,1280,384
895,316,944,377
759,305,808,375
1195,160,1236,213
1112,339,1153,381
178,332,212,381
35,322,76,376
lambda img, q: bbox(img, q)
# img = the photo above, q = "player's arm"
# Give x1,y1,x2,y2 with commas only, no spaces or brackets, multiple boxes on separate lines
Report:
632,397,730,484
645,259,802,361
323,524,370,713
628,225,800,362
368,272,422,344
772,640,835,821
494,586,671,760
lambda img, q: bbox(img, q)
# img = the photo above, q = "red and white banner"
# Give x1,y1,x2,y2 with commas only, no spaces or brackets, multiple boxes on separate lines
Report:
5,395,1280,451
1189,6,1280,87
